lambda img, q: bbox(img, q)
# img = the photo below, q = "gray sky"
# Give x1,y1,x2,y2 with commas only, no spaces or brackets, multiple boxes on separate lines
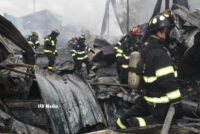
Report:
0,0,121,35
0,0,106,18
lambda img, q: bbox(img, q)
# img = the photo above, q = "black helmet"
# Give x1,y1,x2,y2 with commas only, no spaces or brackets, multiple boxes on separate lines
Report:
51,29,60,37
146,10,176,34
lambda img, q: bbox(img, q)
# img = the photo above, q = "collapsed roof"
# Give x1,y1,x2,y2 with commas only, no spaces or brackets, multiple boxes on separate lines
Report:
0,1,200,134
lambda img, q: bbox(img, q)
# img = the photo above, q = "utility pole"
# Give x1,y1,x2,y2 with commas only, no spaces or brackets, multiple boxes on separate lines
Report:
127,0,129,33
33,0,36,12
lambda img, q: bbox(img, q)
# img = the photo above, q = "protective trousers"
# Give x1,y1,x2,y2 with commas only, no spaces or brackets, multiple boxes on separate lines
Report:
119,96,170,128
45,53,55,70
74,58,94,73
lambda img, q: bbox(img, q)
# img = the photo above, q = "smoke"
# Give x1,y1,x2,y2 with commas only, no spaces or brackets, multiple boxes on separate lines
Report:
0,0,108,35
0,0,199,38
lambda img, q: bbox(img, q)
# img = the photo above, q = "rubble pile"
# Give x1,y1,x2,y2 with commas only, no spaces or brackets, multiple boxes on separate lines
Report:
0,2,200,134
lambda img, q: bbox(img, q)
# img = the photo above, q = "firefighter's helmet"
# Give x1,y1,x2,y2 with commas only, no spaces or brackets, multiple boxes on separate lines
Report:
79,34,86,42
79,34,85,39
146,10,176,34
131,26,143,36
32,32,38,37
51,29,60,37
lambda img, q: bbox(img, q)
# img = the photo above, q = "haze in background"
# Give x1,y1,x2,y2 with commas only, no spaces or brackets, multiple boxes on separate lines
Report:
0,0,108,35
0,0,199,47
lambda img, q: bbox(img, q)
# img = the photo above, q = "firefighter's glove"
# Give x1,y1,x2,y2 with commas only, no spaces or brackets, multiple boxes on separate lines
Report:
116,117,127,129
53,51,58,56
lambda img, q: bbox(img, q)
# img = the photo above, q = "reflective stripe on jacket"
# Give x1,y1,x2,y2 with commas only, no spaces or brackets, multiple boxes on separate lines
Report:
71,42,91,60
43,36,57,54
142,36,181,104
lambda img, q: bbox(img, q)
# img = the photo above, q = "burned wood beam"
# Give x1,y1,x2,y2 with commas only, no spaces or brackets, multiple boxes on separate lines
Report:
161,105,175,134
0,65,34,76
90,83,128,87
115,124,200,134
151,0,162,18
183,116,200,122
85,129,120,134
165,0,170,9
4,63,34,69
0,100,9,114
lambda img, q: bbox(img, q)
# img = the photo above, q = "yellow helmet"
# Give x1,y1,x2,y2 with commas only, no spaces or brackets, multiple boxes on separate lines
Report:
32,32,38,37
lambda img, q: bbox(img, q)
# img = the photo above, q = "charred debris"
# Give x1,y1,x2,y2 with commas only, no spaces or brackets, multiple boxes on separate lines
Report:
0,2,200,134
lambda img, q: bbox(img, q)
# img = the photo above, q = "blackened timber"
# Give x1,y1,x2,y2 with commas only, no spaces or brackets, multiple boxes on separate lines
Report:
165,0,170,9
0,65,34,76
4,63,34,69
151,0,162,19
90,83,128,87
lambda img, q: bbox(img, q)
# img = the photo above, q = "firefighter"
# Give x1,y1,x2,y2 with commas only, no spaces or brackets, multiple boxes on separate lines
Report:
116,10,182,129
71,34,96,74
114,35,126,81
22,32,39,64
27,32,40,50
114,27,143,84
43,29,60,71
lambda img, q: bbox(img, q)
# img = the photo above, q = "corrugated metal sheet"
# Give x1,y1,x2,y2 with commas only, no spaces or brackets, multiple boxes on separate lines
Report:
35,67,106,134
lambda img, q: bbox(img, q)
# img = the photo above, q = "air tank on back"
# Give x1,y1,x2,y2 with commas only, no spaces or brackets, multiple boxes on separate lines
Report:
128,51,142,91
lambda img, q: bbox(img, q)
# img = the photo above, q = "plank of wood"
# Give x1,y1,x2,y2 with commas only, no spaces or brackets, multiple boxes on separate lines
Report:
85,129,120,134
